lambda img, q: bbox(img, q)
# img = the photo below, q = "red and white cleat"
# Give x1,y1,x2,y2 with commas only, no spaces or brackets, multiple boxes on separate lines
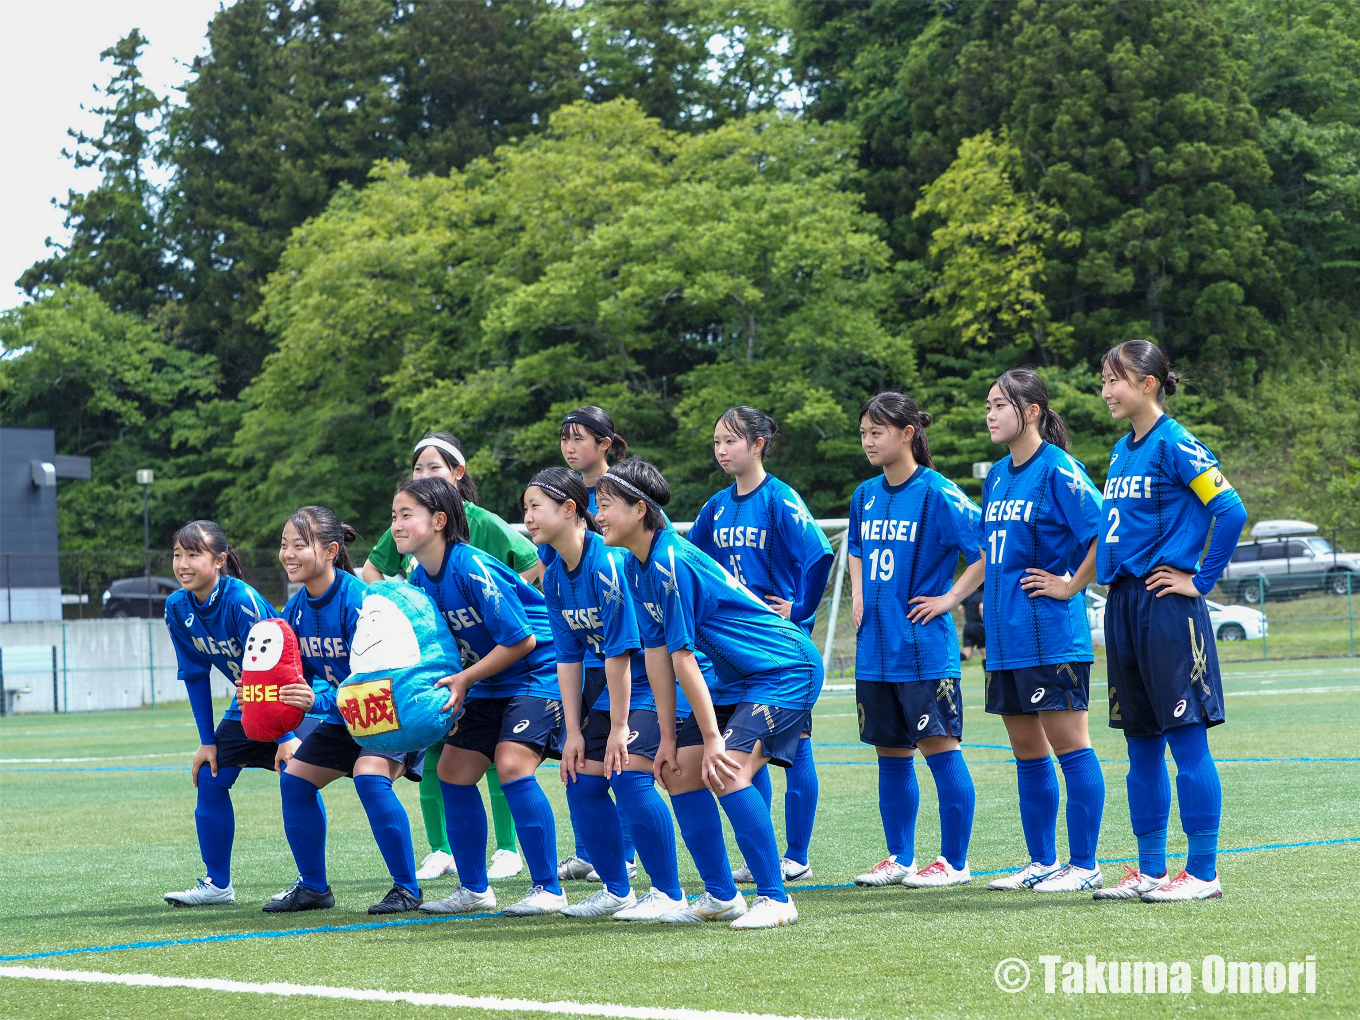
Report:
1140,870,1222,902
1092,864,1169,900
854,856,917,887
901,856,970,888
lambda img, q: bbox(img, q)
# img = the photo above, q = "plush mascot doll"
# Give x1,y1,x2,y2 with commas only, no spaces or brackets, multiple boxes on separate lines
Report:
338,581,462,754
239,619,306,742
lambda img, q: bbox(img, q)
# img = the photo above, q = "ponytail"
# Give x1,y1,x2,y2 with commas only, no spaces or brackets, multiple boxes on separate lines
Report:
560,406,628,463
994,368,1072,452
172,520,244,578
715,406,779,459
1101,340,1179,407
859,392,934,468
285,505,359,574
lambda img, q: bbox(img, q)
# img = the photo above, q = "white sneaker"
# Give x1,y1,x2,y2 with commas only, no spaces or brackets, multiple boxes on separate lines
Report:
503,884,569,917
658,890,748,923
585,859,638,883
164,877,235,907
562,887,636,917
1033,864,1102,892
734,858,813,884
901,856,971,888
1140,869,1222,902
986,861,1061,891
418,885,497,914
613,888,686,921
487,848,523,880
416,850,457,881
854,855,917,887
1092,864,1169,900
557,855,594,881
730,894,798,930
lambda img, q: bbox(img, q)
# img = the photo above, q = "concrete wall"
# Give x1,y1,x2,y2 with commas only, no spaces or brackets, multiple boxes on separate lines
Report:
0,618,234,715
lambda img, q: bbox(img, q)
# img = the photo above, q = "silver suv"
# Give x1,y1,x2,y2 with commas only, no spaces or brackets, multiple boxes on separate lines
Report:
1219,521,1359,603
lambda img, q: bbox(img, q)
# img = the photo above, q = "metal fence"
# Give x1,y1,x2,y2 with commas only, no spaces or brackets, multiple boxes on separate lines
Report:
1200,571,1357,662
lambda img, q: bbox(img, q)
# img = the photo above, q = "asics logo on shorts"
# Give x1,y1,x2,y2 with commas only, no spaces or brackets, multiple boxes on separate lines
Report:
512,719,531,734
723,728,734,741
917,714,929,730
1173,699,1187,718
1030,688,1046,704
627,730,639,744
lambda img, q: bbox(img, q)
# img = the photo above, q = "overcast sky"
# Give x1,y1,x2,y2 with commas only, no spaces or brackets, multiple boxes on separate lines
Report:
0,1,226,311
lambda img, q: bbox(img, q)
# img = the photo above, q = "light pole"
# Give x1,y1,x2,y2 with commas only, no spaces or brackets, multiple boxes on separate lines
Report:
137,469,154,617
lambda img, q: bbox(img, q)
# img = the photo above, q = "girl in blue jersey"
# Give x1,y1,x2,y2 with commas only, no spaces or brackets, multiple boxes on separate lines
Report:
266,506,426,915
979,371,1108,894
525,467,691,920
1092,341,1246,904
688,407,833,884
162,520,323,907
848,392,985,891
392,478,568,918
597,458,824,930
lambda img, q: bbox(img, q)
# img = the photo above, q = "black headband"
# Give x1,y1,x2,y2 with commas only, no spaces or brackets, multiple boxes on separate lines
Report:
602,474,663,511
530,481,574,505
561,412,615,442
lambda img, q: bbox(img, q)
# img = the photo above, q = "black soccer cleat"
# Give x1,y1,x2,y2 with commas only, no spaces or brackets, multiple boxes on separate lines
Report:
262,882,335,913
369,884,423,914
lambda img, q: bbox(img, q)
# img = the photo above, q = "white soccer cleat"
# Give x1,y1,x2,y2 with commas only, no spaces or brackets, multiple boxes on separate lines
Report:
502,884,570,917
487,849,523,880
1092,864,1169,900
562,887,636,917
164,877,235,907
1033,864,1102,893
585,859,638,883
417,885,497,914
557,855,594,881
658,890,748,923
612,888,687,921
730,894,798,930
854,855,917,887
416,850,457,881
734,858,812,884
986,861,1061,891
1140,869,1222,902
901,856,970,888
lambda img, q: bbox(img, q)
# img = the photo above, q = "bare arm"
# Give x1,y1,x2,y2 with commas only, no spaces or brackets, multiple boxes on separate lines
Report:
557,660,585,783
907,556,986,624
1021,539,1098,600
436,635,537,713
849,554,863,628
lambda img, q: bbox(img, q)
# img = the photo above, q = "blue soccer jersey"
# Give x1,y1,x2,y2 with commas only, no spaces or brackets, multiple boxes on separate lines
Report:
983,443,1103,669
849,465,984,682
165,575,295,744
282,569,367,725
1097,416,1245,588
688,474,834,635
544,530,653,712
409,542,559,700
626,529,823,710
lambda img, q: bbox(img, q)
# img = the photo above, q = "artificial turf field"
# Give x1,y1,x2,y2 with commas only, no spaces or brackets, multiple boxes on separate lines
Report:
2,657,1358,1020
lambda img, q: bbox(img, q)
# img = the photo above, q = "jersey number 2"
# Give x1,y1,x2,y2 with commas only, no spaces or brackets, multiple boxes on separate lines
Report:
1105,507,1121,544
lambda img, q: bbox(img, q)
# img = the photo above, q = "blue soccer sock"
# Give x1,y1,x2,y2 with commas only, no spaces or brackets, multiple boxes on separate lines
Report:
877,756,919,861
565,778,590,862
751,764,773,812
783,737,818,866
610,770,683,900
564,775,629,897
354,773,419,896
1166,724,1222,881
670,789,739,901
280,771,329,891
621,819,636,866
1126,734,1171,877
440,781,489,893
194,765,240,888
1015,756,1059,867
719,784,787,902
1057,747,1105,871
925,749,976,871
500,775,562,895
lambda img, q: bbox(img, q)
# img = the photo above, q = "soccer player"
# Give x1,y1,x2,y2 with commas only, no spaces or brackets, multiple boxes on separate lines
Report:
597,458,824,929
360,433,531,884
1091,341,1246,903
162,520,323,906
526,467,691,920
978,371,1108,894
849,392,984,891
396,477,568,917
267,507,426,915
687,406,833,883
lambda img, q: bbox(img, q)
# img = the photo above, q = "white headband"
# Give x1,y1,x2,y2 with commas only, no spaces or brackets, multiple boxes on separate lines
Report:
414,437,465,466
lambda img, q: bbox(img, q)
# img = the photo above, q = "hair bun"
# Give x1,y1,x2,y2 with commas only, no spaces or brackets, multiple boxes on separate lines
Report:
341,523,359,543
918,412,933,428
1164,371,1180,396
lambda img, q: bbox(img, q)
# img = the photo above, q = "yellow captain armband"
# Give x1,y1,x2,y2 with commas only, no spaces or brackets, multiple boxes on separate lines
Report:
1189,467,1233,506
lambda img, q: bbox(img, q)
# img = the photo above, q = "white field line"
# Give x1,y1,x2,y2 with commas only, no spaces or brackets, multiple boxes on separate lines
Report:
1223,685,1353,697
0,752,188,763
0,967,850,1020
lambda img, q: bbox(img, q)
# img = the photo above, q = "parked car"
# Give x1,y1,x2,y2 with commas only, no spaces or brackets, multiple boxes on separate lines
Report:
1218,520,1360,603
102,576,179,618
1084,591,1266,647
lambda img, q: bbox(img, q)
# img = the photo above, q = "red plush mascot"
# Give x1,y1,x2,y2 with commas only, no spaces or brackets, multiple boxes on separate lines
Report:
239,619,306,742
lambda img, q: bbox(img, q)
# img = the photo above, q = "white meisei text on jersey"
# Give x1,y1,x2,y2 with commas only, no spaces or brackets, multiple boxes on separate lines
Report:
1102,475,1157,499
986,499,1036,523
859,518,920,542
708,526,768,550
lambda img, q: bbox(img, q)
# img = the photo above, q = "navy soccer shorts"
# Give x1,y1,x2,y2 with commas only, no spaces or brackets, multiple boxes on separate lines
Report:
676,702,811,768
1104,577,1225,737
214,716,319,771
856,678,964,748
445,694,565,760
985,661,1092,715
582,707,680,762
292,722,424,781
